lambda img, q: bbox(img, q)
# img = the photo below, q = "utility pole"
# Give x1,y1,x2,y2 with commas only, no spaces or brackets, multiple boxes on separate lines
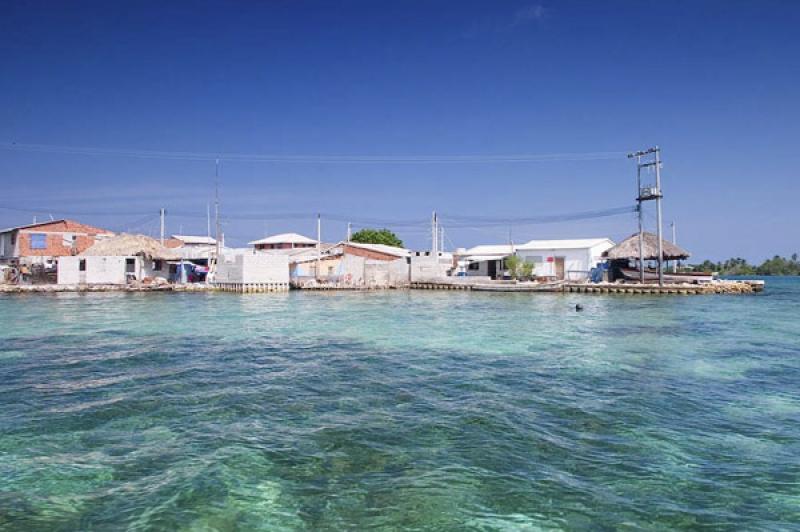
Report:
628,146,664,286
159,208,165,245
431,211,438,257
654,148,664,286
636,155,644,283
316,214,322,280
214,159,221,269
347,222,352,243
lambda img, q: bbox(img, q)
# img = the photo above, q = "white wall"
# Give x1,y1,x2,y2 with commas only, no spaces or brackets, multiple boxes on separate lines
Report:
86,256,128,284
57,256,81,284
217,254,289,284
57,256,129,284
140,259,169,280
364,258,408,287
410,256,445,281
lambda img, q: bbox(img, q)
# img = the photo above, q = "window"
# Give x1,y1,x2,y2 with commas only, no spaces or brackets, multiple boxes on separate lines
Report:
468,262,480,271
30,233,47,250
79,259,86,272
125,258,136,273
153,260,163,271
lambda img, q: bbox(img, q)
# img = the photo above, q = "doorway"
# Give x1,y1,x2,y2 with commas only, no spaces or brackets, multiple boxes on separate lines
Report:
487,260,497,279
554,257,565,280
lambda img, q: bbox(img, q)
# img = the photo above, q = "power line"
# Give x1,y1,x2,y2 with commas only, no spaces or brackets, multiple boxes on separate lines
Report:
439,205,636,227
0,203,635,231
0,141,627,164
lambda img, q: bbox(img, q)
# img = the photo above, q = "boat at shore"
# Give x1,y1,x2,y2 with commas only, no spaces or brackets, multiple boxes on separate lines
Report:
619,267,715,284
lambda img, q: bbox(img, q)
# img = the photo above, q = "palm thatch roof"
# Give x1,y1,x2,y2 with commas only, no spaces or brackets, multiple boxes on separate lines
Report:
603,232,690,261
80,234,179,260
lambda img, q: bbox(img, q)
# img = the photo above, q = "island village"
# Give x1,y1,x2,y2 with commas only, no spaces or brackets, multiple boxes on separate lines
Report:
0,213,762,296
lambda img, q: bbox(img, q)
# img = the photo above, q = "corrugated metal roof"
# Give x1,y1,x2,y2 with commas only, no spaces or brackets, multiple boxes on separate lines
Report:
248,232,318,246
516,238,614,251
339,241,410,257
171,235,216,245
463,244,514,256
465,254,510,262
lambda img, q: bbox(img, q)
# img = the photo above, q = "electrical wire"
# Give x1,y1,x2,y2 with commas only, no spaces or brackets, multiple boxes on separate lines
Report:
0,141,628,164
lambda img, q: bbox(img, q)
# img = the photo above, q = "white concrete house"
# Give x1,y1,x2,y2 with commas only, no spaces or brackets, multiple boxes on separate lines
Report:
215,252,289,288
57,234,178,285
514,238,615,281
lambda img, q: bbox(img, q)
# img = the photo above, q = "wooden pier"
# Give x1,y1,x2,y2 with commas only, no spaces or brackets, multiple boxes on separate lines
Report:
213,282,289,293
409,279,764,295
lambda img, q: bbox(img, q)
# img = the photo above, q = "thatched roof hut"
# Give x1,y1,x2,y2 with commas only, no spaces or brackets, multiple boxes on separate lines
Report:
603,232,690,261
80,234,179,260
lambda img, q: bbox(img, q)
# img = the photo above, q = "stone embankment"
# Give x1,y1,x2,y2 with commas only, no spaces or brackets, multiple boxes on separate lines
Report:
0,283,213,293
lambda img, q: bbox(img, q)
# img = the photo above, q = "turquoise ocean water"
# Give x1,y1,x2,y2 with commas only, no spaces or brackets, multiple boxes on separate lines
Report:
1,279,799,530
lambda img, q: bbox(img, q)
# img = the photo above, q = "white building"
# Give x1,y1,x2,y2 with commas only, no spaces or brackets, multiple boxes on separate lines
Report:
57,234,178,285
214,251,290,291
455,245,515,279
57,255,170,285
514,238,614,281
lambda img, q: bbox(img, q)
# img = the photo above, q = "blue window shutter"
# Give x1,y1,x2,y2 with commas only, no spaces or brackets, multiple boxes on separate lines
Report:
30,234,47,250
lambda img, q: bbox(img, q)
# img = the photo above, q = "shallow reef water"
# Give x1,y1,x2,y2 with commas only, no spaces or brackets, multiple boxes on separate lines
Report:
1,279,798,530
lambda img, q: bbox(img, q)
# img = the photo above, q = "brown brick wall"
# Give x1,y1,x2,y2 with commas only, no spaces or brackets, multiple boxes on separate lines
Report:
15,220,113,258
341,244,399,261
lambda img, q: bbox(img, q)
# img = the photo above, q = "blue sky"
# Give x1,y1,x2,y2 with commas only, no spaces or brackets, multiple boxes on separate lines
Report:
1,1,798,260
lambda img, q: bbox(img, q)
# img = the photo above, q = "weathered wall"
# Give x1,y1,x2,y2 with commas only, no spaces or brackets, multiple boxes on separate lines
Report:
58,256,128,284
217,254,289,284
86,257,128,284
410,256,447,281
0,232,16,260
17,221,113,258
365,258,409,286
337,244,401,261
57,257,81,284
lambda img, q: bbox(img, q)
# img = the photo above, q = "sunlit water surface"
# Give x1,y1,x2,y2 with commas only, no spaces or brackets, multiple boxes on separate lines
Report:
1,279,799,530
